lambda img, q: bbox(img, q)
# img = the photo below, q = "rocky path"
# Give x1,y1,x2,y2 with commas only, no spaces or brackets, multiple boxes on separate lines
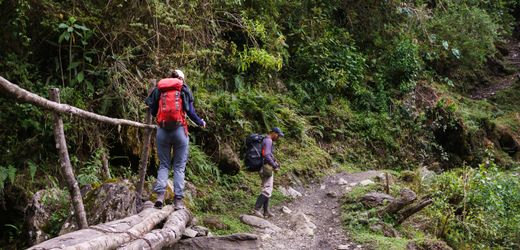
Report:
243,171,383,250
470,40,520,100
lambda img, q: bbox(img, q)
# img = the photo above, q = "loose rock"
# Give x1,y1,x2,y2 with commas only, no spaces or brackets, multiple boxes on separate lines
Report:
337,244,350,250
338,178,349,185
191,225,209,237
282,206,292,214
239,214,281,232
182,228,199,238
290,212,316,236
203,216,229,230
360,179,375,186
360,192,395,207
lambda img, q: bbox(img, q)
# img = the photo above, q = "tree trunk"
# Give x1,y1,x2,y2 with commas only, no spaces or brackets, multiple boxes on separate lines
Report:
0,76,155,129
378,188,417,217
96,133,111,179
28,206,191,250
136,80,156,210
396,197,433,226
49,88,88,229
117,209,192,250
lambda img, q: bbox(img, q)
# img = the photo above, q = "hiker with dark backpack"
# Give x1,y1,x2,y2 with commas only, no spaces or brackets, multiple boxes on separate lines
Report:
247,127,284,218
145,69,206,210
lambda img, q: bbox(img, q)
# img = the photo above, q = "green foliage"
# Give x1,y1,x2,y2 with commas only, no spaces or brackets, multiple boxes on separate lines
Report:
426,160,520,249
28,161,37,182
0,166,17,191
186,145,220,184
423,5,498,77
342,183,414,249
238,47,282,72
76,150,103,186
1,0,519,247
381,37,422,93
40,189,70,237
291,30,366,105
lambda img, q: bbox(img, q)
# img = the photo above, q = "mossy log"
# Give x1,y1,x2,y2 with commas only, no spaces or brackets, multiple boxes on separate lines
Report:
28,206,191,250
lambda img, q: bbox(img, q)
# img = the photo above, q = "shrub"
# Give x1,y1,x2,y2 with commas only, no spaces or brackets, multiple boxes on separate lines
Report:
290,30,366,105
381,37,422,93
423,5,498,76
426,161,520,249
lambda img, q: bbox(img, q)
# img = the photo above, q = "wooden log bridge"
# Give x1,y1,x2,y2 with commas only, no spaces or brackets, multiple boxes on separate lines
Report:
0,77,183,248
28,206,192,250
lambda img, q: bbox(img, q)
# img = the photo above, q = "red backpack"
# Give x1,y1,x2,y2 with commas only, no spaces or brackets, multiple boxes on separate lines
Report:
156,78,187,130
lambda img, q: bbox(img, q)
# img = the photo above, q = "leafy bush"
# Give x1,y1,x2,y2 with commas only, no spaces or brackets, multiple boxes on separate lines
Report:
186,145,220,184
426,161,520,249
0,166,17,191
290,30,366,105
381,37,422,93
423,5,498,76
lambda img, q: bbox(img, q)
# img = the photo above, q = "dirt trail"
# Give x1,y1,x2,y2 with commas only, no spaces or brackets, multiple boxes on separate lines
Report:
253,171,382,250
470,40,520,100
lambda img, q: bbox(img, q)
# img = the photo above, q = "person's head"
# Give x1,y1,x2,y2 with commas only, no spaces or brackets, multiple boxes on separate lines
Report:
269,127,285,141
170,69,185,80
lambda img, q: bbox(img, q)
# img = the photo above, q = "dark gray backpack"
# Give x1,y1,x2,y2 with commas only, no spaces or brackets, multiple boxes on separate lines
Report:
244,134,265,172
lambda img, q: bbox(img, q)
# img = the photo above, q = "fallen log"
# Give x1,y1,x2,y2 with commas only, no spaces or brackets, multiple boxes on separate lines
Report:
377,188,417,217
396,197,433,226
28,206,190,250
117,209,192,250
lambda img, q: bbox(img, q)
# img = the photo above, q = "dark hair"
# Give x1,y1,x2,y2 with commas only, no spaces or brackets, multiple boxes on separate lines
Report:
169,69,179,78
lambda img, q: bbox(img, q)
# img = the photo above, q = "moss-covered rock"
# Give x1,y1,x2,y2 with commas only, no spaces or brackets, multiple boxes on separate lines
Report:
59,180,137,235
25,188,69,246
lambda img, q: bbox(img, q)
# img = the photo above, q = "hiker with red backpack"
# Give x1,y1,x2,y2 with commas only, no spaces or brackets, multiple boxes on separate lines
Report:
145,69,206,210
247,127,284,218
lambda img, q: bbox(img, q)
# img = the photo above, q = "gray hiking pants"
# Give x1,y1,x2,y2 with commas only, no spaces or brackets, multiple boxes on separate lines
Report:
259,165,274,198
153,126,189,198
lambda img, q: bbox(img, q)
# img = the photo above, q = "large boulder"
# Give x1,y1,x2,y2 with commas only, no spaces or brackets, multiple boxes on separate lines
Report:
218,144,241,175
172,233,259,250
407,239,452,250
289,212,316,236
360,192,395,208
60,180,137,234
25,188,69,246
239,214,281,232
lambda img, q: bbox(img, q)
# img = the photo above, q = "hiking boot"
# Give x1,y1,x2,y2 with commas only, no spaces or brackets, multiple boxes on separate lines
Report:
174,198,185,210
154,192,165,209
252,209,264,218
264,209,275,218
154,201,163,209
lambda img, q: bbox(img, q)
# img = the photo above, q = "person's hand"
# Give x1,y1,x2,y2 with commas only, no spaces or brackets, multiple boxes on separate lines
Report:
200,119,207,128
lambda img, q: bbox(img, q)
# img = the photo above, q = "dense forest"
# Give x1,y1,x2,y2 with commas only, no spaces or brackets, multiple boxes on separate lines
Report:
1,0,519,249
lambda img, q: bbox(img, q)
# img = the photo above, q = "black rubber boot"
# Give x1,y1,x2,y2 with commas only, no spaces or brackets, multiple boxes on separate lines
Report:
263,197,275,218
253,194,267,218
